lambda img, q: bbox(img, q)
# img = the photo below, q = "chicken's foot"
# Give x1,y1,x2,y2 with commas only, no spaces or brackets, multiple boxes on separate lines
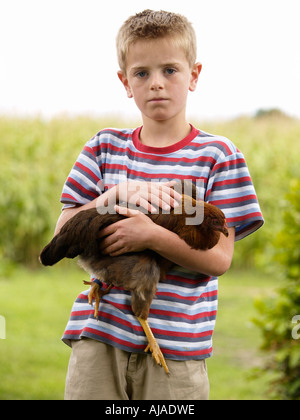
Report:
83,280,113,319
138,317,170,374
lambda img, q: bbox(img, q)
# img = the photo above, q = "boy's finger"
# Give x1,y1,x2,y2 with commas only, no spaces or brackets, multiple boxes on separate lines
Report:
153,184,182,207
161,180,177,187
114,205,145,217
98,224,118,238
126,198,158,214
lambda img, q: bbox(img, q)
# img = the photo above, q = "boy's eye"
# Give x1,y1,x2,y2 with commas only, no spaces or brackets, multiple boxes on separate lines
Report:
136,71,147,78
165,68,176,75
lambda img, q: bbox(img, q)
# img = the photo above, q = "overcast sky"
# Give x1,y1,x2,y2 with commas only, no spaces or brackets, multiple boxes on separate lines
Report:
1,0,299,122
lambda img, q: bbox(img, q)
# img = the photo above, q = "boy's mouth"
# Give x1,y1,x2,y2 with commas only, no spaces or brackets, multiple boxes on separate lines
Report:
149,98,168,102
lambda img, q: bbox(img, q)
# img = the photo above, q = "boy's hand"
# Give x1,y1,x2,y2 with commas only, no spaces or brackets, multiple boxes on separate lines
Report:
116,180,181,213
99,181,181,257
98,206,158,256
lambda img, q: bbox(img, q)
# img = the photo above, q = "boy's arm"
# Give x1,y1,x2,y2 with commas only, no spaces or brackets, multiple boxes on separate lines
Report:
149,223,235,277
54,188,115,236
54,181,181,236
99,206,235,278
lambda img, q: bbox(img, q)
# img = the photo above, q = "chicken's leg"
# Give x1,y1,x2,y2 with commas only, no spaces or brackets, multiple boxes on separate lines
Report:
83,280,113,319
138,317,170,374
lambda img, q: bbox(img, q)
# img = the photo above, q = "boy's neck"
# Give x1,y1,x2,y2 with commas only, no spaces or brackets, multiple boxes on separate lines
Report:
139,116,192,148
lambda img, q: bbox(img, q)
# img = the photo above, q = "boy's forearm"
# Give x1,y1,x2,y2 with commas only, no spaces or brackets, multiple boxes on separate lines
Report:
148,224,235,277
54,187,118,236
54,201,94,236
54,181,178,236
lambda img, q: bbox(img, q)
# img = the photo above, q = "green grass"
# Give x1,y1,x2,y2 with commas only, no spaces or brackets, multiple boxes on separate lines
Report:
207,269,279,400
0,265,279,400
0,263,84,400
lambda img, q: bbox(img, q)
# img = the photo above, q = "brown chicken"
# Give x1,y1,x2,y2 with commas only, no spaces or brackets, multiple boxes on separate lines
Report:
39,182,228,374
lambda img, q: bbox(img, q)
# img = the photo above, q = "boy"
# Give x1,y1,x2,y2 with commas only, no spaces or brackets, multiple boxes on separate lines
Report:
56,10,263,400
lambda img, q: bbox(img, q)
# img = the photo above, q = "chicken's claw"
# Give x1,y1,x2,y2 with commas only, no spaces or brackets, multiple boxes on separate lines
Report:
138,317,170,374
144,342,170,374
83,280,113,320
83,280,101,319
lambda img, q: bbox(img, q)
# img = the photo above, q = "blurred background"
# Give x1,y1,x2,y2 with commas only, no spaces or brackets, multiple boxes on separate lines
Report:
1,0,300,400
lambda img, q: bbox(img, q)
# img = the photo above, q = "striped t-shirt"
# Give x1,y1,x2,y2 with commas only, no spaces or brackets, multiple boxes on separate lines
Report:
60,125,263,360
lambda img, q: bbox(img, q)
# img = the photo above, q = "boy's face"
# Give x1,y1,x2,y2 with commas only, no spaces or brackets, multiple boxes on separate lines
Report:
118,38,202,124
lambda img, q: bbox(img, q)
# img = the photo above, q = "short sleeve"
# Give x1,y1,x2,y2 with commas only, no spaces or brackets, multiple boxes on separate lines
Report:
205,151,264,241
60,141,103,208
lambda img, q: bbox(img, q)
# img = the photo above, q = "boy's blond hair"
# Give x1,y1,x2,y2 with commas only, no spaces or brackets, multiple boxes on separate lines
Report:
116,9,197,74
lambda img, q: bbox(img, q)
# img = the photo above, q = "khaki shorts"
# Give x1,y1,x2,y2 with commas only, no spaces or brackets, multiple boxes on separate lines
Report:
64,338,209,400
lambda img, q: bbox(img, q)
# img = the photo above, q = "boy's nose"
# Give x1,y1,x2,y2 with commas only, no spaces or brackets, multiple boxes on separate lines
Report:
150,73,164,90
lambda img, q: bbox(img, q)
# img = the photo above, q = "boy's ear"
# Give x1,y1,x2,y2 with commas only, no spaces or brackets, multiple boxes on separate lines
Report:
189,62,202,92
117,70,133,98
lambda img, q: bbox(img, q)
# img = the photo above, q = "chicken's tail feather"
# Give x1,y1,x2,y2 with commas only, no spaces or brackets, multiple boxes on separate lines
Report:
39,234,81,266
